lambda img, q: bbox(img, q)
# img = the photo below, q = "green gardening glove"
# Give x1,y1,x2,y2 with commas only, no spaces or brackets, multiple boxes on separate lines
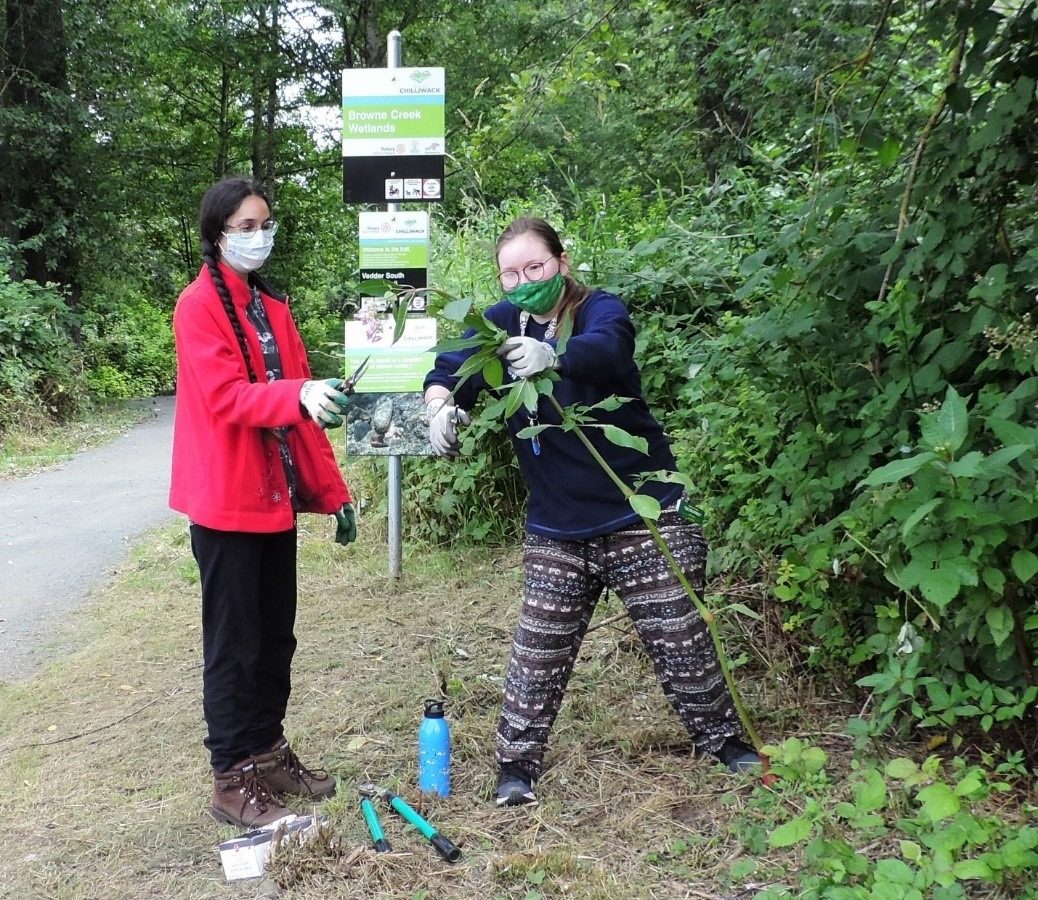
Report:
333,502,357,545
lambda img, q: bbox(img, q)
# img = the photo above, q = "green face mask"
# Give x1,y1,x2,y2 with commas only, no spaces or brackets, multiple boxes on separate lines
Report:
507,272,564,315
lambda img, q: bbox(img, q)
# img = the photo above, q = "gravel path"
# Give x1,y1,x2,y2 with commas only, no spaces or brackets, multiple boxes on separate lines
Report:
0,397,178,683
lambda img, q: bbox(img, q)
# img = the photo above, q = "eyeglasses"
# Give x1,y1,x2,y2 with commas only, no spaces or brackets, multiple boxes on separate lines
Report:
225,219,278,236
498,257,558,292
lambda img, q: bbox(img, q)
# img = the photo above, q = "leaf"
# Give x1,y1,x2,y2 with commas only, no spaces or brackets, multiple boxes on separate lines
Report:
885,758,919,780
901,498,941,538
739,248,770,276
877,136,902,168
521,379,540,414
483,356,504,389
982,567,1006,595
916,782,961,822
1012,549,1038,584
861,453,936,486
503,382,526,419
429,334,486,354
600,425,648,455
874,858,914,884
937,387,969,453
629,494,661,520
453,348,496,380
358,278,395,296
918,566,961,608
986,417,1035,447
720,602,763,621
853,767,887,812
982,444,1030,472
900,840,922,862
346,735,372,751
391,305,408,345
946,451,984,478
985,606,1013,647
946,83,972,113
440,297,472,322
516,424,550,440
951,859,993,881
768,816,813,848
588,395,633,412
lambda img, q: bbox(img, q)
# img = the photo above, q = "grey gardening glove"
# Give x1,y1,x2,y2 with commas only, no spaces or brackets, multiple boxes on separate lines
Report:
427,398,470,457
300,379,351,428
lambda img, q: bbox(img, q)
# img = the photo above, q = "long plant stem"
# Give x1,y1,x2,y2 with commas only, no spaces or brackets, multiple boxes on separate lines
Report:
546,395,764,752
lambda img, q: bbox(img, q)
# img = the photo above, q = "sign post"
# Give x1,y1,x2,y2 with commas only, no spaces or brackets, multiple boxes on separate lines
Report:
386,30,405,581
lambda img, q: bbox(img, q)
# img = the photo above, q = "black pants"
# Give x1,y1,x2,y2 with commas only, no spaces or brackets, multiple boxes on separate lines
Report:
190,524,298,772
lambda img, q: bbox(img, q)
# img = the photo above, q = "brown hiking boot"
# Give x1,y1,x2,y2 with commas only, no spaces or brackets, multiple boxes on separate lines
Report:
254,738,336,800
211,758,293,828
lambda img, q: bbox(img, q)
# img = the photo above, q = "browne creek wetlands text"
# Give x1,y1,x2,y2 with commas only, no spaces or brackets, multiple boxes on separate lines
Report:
346,109,423,134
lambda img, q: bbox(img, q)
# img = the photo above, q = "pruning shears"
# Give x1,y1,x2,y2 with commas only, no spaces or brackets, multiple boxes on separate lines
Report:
357,782,461,862
317,355,372,430
342,355,372,395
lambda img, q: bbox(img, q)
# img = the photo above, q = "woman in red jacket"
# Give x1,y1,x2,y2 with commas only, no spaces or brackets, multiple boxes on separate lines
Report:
170,176,356,828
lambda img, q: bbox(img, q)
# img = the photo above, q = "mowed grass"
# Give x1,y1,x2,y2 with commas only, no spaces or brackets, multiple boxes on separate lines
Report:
0,482,815,899
0,401,152,479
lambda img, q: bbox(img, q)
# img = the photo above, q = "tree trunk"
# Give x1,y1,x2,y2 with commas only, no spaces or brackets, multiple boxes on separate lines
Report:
0,0,80,296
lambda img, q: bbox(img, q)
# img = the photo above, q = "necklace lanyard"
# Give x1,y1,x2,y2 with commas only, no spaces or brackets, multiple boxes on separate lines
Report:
516,312,557,457
518,310,558,339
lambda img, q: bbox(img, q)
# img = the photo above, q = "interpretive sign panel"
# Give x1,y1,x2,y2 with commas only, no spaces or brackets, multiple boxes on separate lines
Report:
342,67,445,204
358,211,428,291
343,316,437,456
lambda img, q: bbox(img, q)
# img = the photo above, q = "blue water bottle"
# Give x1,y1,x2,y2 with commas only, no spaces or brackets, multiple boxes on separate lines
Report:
418,698,451,796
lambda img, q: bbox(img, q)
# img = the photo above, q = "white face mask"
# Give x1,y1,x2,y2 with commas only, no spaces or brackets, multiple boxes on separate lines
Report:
221,228,274,272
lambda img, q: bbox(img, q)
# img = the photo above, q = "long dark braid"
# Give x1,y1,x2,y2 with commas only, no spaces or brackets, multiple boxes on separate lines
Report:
198,177,273,384
201,237,257,383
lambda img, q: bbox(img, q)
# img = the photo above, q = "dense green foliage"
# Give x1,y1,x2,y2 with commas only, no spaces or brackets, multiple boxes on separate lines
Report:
1,0,1036,753
0,240,81,423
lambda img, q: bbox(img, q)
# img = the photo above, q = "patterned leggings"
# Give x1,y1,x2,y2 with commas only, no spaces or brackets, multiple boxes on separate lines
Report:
495,509,740,779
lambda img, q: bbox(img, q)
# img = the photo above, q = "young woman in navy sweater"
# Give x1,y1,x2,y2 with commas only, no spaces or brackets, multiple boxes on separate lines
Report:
424,217,759,807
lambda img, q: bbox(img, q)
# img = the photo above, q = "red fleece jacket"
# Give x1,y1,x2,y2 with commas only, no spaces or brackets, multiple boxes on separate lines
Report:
169,263,350,532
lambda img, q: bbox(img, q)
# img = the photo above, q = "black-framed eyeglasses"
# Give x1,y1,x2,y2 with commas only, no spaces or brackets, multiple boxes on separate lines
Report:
498,257,557,292
225,219,278,236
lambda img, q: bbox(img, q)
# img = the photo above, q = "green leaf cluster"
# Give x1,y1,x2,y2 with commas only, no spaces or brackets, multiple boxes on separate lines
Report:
740,741,1038,899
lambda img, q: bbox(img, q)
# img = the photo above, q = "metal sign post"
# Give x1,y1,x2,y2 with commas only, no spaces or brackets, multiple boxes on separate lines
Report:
386,29,403,580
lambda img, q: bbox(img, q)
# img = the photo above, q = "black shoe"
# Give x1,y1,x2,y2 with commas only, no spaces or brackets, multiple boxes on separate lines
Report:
713,737,761,774
495,763,537,807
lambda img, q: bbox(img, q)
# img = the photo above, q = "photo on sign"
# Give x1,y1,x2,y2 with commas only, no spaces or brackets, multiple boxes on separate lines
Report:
344,393,434,457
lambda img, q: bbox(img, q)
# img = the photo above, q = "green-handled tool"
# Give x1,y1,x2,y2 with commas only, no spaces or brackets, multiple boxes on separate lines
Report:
358,783,461,863
360,796,392,853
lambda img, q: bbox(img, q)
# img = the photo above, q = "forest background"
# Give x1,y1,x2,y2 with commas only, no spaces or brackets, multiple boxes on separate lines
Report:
1,0,1037,892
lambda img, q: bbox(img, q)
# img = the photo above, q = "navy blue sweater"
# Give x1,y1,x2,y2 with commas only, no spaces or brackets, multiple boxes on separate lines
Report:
424,290,681,540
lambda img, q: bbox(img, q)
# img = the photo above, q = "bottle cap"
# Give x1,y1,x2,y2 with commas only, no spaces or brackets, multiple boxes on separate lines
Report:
424,698,445,718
